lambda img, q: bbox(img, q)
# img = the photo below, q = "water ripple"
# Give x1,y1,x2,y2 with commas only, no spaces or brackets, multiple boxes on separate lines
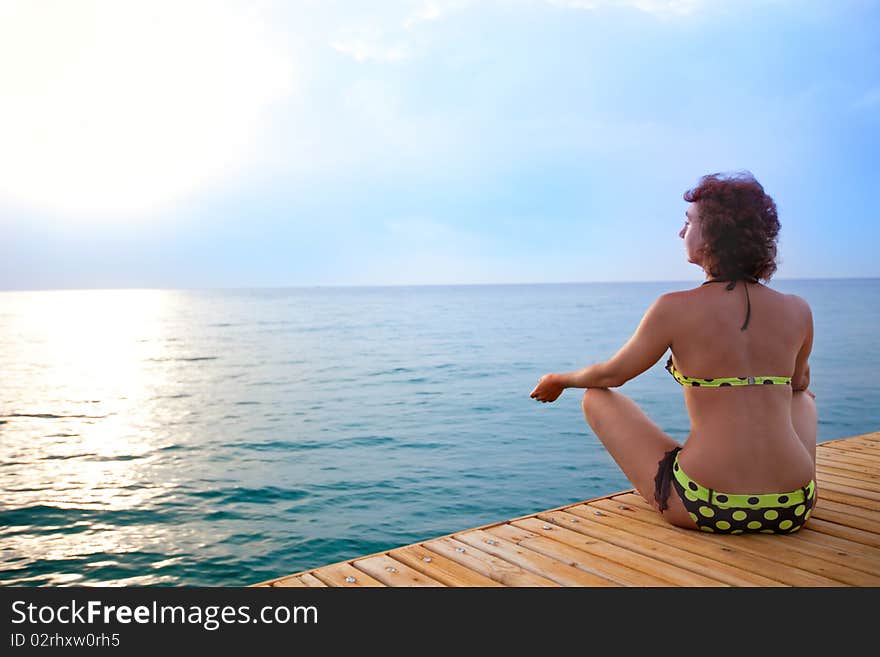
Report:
3,413,110,419
189,487,309,505
145,356,219,362
0,505,178,528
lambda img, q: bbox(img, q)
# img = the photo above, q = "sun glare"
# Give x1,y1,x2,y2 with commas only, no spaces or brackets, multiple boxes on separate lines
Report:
0,1,294,218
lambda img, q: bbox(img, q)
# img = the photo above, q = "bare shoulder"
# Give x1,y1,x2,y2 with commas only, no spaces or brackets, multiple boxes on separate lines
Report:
642,291,688,329
784,292,811,310
654,289,691,311
783,292,813,323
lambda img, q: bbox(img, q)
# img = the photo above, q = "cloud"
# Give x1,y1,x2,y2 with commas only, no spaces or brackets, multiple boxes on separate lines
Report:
329,26,413,63
403,0,474,29
329,0,708,65
0,0,295,218
329,1,475,63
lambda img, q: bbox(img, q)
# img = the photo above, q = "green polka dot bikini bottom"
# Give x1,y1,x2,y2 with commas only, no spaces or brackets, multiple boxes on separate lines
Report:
669,451,815,534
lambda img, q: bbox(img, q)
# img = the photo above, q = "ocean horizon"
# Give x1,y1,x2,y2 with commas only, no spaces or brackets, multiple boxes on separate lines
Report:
4,275,878,294
2,278,878,586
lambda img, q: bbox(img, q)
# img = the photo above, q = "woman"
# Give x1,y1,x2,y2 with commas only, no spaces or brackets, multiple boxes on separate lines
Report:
530,171,817,534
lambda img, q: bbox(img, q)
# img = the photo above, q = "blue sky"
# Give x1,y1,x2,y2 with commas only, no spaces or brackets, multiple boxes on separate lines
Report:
1,0,878,290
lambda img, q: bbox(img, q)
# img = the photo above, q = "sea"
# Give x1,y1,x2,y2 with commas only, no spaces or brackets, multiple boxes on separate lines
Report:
1,279,878,586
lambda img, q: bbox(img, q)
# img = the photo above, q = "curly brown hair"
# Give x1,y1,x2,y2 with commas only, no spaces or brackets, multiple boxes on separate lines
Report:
683,171,780,281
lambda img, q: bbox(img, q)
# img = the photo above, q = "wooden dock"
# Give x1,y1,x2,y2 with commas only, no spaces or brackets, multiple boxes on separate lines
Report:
253,432,880,587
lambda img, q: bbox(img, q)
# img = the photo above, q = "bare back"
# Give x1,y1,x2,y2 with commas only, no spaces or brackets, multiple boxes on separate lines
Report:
669,282,815,493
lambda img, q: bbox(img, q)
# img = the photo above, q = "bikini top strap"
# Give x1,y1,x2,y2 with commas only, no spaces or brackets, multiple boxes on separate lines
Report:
741,282,751,331
702,275,758,331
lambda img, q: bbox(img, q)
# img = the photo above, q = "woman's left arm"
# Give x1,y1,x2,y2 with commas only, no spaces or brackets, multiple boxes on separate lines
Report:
531,294,675,402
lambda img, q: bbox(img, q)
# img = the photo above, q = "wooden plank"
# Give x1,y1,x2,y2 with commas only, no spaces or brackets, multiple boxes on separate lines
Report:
820,440,878,453
607,496,874,585
509,517,753,586
818,461,880,479
814,496,880,524
489,522,676,587
819,438,880,451
817,453,880,473
818,472,880,494
823,435,880,445
808,510,880,544
821,447,880,466
827,452,880,466
538,509,734,586
298,573,328,587
835,437,880,448
819,484,880,510
806,516,880,549
825,443,880,459
816,447,880,468
812,501,880,534
787,528,880,567
821,434,873,444
352,554,445,587
824,435,880,447
311,562,385,587
454,529,619,587
838,432,880,442
389,544,503,587
816,464,880,486
424,536,559,586
720,531,880,581
270,574,308,587
587,497,835,586
816,459,880,481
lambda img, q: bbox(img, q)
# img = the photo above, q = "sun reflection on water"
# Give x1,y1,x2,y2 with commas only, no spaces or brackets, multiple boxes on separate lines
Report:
0,289,215,585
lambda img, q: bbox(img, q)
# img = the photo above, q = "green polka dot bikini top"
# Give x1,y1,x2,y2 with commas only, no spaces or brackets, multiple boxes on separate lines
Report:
665,357,792,387
664,276,793,388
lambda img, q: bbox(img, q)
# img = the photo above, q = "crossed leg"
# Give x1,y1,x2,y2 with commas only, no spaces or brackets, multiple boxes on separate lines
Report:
581,387,696,529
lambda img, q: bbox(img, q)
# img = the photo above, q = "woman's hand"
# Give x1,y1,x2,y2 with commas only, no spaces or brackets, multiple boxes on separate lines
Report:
530,373,566,403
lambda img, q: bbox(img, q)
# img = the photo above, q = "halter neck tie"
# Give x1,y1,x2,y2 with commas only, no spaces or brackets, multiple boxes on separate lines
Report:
701,275,758,331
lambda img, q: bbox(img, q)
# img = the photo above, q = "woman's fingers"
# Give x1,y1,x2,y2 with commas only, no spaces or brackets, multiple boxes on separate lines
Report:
531,374,561,402
530,378,545,398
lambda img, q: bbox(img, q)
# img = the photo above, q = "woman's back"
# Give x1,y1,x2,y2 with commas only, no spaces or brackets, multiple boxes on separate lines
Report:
670,282,815,493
